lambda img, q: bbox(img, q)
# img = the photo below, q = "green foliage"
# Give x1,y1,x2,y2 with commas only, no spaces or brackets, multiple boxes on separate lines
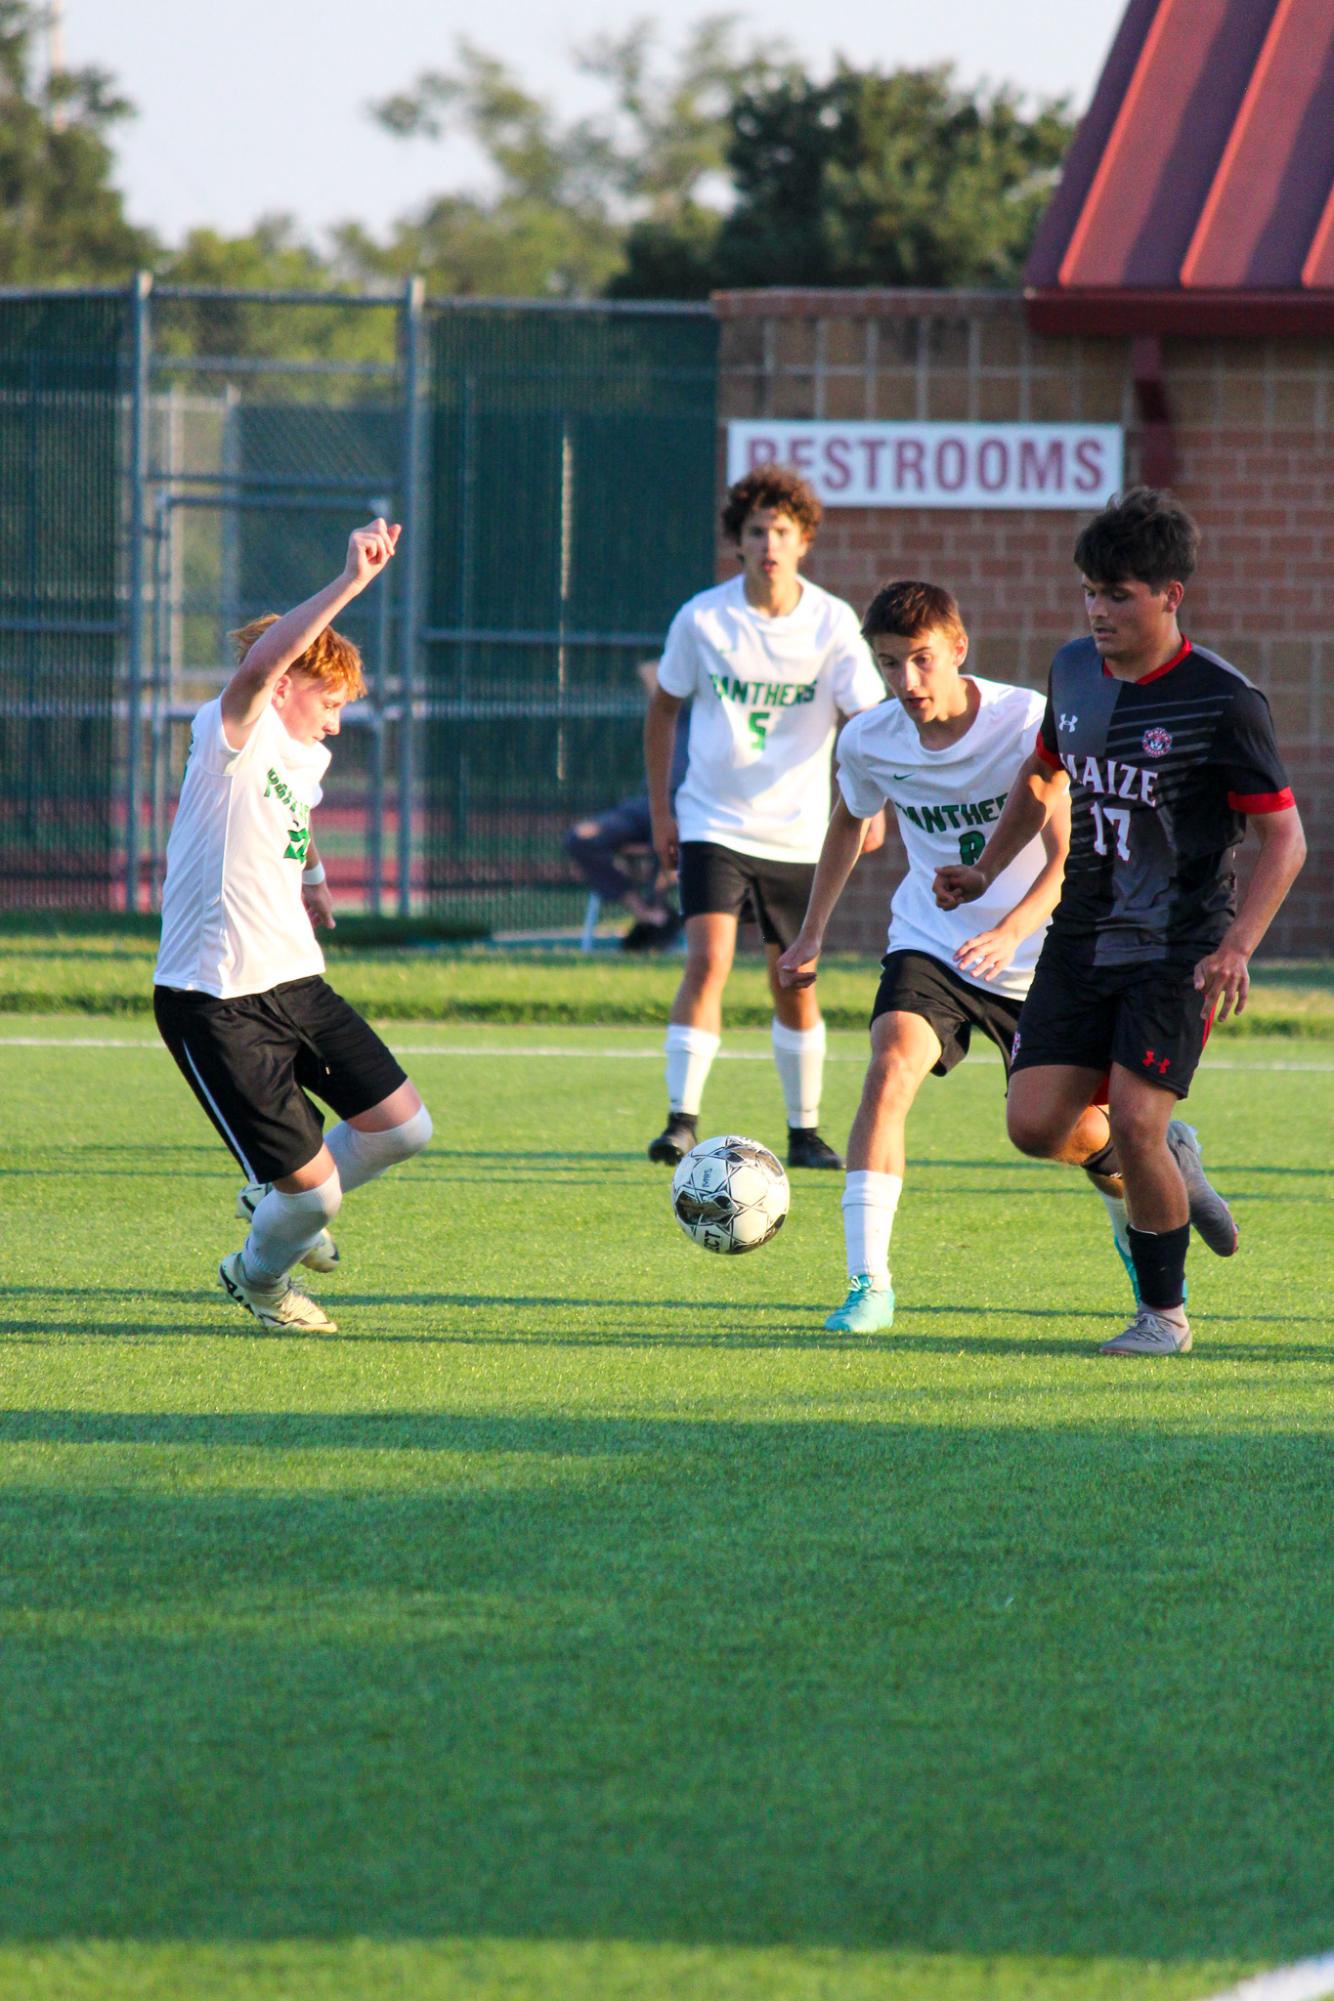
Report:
615,62,1075,296
0,0,155,282
0,1022,1331,1998
365,19,794,298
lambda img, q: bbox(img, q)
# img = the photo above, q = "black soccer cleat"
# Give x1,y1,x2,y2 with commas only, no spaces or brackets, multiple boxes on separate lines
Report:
788,1126,844,1171
648,1112,698,1165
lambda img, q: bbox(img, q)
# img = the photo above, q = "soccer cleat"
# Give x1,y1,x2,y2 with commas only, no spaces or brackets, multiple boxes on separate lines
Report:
648,1112,698,1164
788,1126,844,1171
1165,1121,1238,1257
1099,1307,1192,1357
237,1180,340,1273
824,1274,895,1334
219,1251,338,1335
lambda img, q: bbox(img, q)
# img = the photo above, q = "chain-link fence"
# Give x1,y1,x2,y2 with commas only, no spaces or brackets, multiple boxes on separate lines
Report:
0,279,718,933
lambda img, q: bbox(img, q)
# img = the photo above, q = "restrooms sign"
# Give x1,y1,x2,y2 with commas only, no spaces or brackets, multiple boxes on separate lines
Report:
727,422,1124,510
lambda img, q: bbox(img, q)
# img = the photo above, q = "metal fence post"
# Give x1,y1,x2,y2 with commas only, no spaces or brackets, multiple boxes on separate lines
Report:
397,276,425,917
124,270,153,912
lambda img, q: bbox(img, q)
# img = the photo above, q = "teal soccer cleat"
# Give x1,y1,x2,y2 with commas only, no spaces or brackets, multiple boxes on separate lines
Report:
824,1274,895,1334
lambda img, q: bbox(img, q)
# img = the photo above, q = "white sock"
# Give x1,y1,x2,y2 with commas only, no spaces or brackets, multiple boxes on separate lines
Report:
665,1025,720,1118
771,1017,826,1129
1096,1185,1131,1258
325,1105,433,1194
841,1169,902,1289
243,1169,342,1286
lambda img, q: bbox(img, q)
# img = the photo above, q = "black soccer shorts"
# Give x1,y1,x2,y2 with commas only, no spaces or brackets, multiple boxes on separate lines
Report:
1009,934,1211,1099
677,840,814,950
154,975,409,1184
871,949,1022,1077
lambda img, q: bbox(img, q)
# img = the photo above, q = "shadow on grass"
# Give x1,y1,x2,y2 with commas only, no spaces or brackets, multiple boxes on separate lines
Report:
0,1411,1330,1969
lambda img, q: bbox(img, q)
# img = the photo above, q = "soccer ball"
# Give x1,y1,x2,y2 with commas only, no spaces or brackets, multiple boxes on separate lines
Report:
670,1134,790,1255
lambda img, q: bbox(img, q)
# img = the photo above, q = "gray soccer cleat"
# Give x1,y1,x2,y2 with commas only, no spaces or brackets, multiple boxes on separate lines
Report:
237,1180,340,1273
1165,1121,1238,1257
1099,1307,1192,1357
219,1251,338,1335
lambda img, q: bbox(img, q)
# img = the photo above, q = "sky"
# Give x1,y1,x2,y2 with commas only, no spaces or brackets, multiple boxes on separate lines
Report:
69,0,1129,245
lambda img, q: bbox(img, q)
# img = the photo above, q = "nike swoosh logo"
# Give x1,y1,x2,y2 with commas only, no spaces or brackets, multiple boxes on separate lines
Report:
891,772,914,781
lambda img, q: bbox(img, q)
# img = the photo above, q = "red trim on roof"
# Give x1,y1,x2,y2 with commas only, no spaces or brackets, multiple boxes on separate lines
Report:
1025,288,1334,336
1100,637,1192,684
1228,787,1296,813
1024,0,1334,314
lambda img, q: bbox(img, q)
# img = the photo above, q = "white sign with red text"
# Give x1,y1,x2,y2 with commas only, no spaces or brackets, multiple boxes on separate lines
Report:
726,422,1123,510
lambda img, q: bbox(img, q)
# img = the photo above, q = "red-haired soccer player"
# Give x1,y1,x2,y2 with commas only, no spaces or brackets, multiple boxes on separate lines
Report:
153,519,431,1334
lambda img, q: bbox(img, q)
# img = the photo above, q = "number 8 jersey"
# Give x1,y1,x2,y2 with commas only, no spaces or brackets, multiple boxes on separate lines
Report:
658,574,885,863
1036,636,1294,966
837,676,1049,1000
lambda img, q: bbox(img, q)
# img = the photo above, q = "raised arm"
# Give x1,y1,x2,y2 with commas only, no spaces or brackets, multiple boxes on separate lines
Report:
1193,804,1307,1021
220,517,400,750
776,797,875,989
934,749,1069,910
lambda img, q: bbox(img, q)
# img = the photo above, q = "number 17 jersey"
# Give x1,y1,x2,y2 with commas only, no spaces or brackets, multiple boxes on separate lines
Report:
1036,636,1294,966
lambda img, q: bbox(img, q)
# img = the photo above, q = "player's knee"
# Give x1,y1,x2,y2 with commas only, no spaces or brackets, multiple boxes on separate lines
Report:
316,1168,345,1222
1006,1100,1061,1158
396,1103,432,1160
1107,1099,1162,1163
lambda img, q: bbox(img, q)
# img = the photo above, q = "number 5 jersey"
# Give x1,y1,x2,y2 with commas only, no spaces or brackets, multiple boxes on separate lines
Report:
657,573,885,863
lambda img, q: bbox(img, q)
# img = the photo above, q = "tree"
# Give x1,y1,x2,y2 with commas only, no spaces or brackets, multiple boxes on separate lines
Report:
0,0,155,282
364,19,793,298
613,63,1075,296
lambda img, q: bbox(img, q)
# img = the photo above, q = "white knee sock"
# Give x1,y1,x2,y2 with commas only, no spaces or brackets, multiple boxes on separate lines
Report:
243,1169,343,1286
665,1025,720,1118
1096,1185,1131,1259
325,1105,433,1194
841,1169,902,1289
772,1017,826,1129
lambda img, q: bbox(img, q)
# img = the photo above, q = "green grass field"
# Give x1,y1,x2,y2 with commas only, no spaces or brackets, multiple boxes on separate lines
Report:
2,1009,1331,2001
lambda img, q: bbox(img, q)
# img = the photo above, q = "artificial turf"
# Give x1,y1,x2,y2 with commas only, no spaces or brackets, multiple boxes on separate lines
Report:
0,1019,1330,2000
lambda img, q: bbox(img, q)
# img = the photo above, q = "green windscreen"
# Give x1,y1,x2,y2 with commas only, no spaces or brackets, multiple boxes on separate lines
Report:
423,306,718,935
0,294,127,906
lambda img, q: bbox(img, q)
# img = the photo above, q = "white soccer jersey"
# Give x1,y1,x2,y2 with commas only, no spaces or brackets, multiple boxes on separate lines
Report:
154,697,331,999
836,677,1049,999
658,573,884,863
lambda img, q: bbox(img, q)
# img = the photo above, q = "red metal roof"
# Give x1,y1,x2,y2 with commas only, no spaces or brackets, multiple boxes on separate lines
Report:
1025,0,1334,333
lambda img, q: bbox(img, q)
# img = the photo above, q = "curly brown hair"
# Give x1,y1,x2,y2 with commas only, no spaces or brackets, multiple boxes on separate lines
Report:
861,580,966,645
720,465,823,543
230,615,367,699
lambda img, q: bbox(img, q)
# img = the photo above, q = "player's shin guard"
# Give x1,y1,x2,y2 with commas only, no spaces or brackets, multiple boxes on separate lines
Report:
771,1017,826,1130
325,1105,433,1194
1126,1221,1190,1312
243,1169,343,1285
841,1169,902,1290
664,1025,720,1118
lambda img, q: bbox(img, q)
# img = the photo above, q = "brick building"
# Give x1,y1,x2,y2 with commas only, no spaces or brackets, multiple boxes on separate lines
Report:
711,0,1332,957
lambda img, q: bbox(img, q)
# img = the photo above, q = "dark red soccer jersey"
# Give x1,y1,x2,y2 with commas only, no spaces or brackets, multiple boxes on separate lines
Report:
1035,636,1294,964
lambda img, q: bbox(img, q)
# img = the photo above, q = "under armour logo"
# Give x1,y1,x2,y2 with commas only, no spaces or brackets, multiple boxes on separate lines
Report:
1142,1048,1170,1074
1060,712,1078,732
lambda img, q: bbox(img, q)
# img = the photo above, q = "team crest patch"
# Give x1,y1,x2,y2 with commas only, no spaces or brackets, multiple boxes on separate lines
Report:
1142,725,1172,758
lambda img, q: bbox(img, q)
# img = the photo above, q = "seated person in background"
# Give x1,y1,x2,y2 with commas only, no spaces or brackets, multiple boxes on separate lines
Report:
564,661,689,952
